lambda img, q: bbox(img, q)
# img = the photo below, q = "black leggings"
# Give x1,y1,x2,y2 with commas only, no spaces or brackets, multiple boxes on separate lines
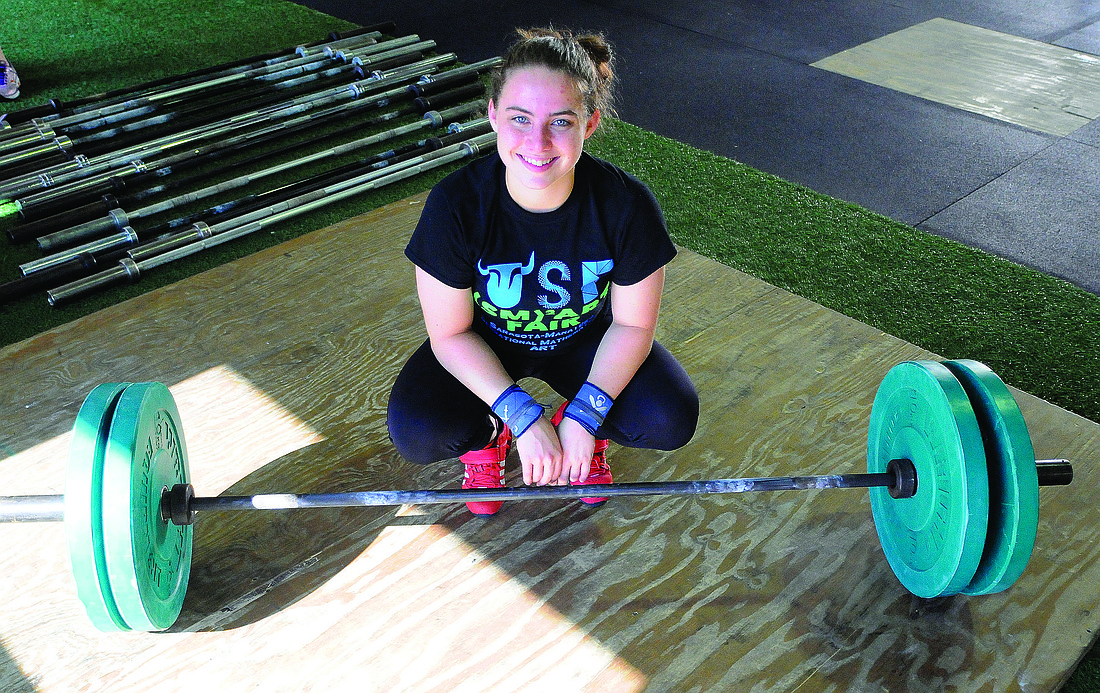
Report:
387,329,699,464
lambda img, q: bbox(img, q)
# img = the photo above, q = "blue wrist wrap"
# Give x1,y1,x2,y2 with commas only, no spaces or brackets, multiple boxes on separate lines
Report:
563,381,614,436
491,385,544,437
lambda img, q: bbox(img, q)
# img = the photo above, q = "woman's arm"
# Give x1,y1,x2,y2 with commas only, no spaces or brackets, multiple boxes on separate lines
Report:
415,267,565,484
556,266,665,483
588,266,664,397
415,266,513,403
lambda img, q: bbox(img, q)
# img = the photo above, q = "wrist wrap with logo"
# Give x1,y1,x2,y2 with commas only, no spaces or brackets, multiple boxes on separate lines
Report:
491,385,544,437
563,381,614,436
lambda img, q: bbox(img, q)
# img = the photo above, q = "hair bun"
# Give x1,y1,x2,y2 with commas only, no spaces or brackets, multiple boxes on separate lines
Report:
576,33,614,84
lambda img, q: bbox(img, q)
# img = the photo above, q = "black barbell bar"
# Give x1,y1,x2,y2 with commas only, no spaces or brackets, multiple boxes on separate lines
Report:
0,458,1073,525
44,133,497,304
25,121,489,276
4,32,388,140
0,107,487,303
28,86,485,254
177,457,1076,523
0,45,442,202
5,70,477,231
0,23,398,130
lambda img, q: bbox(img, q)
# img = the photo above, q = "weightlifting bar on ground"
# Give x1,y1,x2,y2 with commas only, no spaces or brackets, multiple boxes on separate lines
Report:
0,359,1077,632
0,457,1072,525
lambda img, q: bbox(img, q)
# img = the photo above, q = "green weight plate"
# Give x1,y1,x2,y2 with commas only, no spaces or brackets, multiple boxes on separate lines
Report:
101,382,192,632
944,360,1039,596
66,382,132,632
868,361,990,598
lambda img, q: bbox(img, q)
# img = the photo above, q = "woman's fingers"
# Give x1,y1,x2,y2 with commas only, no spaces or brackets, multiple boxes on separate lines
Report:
555,417,595,484
516,416,563,485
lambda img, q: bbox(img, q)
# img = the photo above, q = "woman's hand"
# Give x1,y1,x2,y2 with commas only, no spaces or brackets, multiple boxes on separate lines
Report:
515,416,564,485
555,416,596,484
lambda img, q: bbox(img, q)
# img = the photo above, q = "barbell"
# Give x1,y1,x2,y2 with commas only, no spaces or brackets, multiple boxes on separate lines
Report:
0,359,1073,632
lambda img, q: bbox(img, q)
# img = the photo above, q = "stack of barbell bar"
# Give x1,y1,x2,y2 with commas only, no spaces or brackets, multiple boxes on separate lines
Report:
0,24,501,305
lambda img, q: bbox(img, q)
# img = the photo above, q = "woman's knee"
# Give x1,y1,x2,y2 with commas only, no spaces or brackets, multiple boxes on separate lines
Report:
641,385,699,450
387,340,489,464
608,370,699,450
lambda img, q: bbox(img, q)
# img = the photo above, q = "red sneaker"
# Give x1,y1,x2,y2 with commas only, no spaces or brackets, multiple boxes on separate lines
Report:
552,402,612,504
460,424,512,515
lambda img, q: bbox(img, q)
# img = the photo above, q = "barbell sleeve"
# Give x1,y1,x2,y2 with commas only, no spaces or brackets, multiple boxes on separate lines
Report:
0,495,66,523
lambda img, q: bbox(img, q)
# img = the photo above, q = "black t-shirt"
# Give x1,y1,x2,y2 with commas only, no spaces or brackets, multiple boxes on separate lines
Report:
406,151,676,354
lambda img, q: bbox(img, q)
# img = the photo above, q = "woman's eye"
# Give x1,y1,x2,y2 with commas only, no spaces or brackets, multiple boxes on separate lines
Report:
552,119,573,128
512,115,530,125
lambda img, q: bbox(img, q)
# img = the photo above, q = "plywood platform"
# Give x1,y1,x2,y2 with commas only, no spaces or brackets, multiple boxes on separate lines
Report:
0,193,1097,692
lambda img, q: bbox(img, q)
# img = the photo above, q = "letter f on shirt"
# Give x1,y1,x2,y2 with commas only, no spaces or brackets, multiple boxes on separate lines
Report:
478,252,536,309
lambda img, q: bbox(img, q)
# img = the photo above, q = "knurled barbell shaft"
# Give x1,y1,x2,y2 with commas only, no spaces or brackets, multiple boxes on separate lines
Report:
0,459,1073,525
0,468,908,523
193,471,900,513
0,471,905,523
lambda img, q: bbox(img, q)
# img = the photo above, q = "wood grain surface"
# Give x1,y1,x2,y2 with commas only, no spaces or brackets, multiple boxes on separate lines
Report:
0,192,1097,692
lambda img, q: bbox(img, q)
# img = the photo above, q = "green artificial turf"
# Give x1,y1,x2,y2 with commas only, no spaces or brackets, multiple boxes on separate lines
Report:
1,1,1098,690
5,0,357,104
586,120,1100,426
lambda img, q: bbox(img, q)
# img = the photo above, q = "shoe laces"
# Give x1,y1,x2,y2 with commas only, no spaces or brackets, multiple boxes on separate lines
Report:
460,424,512,465
583,448,612,483
589,449,610,476
463,461,504,489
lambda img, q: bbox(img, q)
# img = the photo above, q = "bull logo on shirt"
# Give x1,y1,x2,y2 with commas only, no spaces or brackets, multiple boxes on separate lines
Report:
477,251,535,309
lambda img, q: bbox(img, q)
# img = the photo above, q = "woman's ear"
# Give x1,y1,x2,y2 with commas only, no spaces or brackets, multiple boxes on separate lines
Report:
584,108,601,139
487,99,498,131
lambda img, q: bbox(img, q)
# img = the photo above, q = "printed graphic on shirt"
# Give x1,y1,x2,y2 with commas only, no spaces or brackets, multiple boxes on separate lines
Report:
537,261,570,309
477,252,535,309
474,253,614,351
581,260,614,304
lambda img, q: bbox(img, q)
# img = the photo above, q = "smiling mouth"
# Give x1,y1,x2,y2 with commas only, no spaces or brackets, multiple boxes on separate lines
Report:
518,154,557,169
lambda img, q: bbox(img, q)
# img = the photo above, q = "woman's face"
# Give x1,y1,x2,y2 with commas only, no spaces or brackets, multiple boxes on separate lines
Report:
488,65,600,212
